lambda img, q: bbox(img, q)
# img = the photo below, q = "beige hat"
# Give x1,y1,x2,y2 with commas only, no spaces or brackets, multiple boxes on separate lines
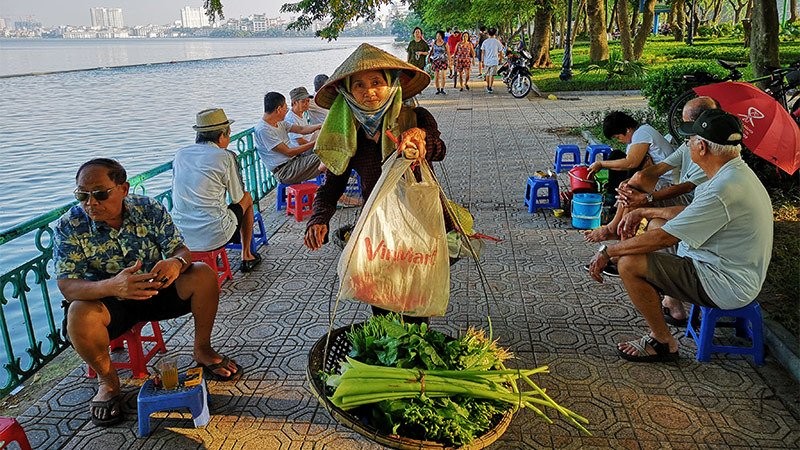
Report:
314,43,430,109
193,108,235,131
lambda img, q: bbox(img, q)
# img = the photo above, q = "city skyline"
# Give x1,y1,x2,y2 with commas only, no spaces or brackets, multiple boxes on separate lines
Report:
1,0,288,27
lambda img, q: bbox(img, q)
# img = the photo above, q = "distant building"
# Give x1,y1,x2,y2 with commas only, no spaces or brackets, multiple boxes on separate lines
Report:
180,6,209,28
0,17,8,30
14,20,42,30
90,7,124,29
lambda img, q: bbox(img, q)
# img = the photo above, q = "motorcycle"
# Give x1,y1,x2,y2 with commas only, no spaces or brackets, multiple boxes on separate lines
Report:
498,49,535,98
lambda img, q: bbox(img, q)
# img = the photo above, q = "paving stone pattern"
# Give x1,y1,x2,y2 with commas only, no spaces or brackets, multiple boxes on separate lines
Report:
18,83,800,449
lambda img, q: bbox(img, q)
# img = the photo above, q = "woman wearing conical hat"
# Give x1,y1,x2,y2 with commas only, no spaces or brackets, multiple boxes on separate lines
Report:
303,43,446,251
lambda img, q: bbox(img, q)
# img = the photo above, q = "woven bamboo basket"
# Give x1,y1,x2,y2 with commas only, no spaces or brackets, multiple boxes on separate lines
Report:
306,323,514,450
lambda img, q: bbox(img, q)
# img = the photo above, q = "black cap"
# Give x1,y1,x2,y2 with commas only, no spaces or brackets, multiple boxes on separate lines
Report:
313,74,329,93
678,109,743,146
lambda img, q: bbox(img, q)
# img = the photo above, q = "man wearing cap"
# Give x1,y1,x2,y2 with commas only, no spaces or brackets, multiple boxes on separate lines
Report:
54,158,241,427
586,109,773,363
286,86,316,147
172,108,262,272
255,91,323,185
307,74,329,125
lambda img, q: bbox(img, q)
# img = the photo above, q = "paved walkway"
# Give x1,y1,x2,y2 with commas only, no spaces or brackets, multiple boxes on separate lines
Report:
17,82,800,449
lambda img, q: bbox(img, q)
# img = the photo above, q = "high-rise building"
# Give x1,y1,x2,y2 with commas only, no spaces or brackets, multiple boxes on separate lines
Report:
90,7,124,28
180,6,209,28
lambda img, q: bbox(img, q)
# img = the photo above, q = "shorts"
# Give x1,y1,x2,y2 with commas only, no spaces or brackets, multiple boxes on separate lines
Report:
645,252,718,308
475,47,482,61
223,203,244,246
273,153,321,185
62,284,192,341
484,65,499,77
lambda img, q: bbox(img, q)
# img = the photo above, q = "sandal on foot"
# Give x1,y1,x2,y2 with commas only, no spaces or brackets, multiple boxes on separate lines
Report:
198,356,242,381
90,394,123,427
662,306,688,327
241,253,262,273
617,335,679,363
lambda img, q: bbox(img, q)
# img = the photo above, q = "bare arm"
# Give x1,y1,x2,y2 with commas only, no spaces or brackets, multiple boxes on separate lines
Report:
288,122,321,135
57,260,161,301
607,228,679,258
590,142,650,173
272,141,316,157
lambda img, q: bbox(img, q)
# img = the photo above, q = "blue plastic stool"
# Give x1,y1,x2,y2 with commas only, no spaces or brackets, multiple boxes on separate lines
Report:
585,144,612,165
225,210,268,253
137,375,210,437
685,302,764,365
276,177,323,211
345,170,362,198
553,144,582,173
524,176,560,213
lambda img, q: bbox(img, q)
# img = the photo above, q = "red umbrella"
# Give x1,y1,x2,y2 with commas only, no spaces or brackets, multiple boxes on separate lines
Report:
693,81,800,174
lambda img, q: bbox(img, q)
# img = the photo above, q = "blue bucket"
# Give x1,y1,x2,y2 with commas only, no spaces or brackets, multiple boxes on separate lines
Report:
571,193,603,229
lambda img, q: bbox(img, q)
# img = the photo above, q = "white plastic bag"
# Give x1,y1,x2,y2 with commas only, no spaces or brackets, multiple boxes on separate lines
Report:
337,157,449,317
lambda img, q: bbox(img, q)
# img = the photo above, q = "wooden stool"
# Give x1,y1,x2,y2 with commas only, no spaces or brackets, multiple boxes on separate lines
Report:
191,248,233,290
286,183,318,222
87,321,166,379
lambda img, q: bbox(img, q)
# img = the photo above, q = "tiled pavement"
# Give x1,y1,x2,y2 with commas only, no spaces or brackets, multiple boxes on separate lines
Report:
17,83,800,449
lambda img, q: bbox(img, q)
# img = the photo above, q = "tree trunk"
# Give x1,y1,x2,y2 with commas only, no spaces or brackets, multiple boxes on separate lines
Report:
630,5,639,34
750,0,780,82
574,0,587,40
633,0,655,60
531,2,554,68
671,0,686,41
711,0,724,23
792,0,798,22
587,0,609,61
617,0,634,60
608,0,618,33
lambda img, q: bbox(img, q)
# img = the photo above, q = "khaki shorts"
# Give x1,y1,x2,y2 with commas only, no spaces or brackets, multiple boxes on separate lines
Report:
484,65,499,77
645,252,718,308
273,153,321,185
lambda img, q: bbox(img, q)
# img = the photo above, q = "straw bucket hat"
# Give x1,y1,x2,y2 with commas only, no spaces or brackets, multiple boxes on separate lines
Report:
314,43,430,109
193,108,235,131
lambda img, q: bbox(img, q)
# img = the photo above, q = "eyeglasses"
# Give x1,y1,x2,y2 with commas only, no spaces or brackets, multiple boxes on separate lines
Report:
74,186,117,202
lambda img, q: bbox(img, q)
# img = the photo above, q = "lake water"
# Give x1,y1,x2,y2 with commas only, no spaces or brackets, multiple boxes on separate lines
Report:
0,36,400,380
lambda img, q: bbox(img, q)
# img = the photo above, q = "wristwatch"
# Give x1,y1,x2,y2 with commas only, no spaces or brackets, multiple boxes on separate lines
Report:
645,192,654,203
597,244,610,259
174,256,188,270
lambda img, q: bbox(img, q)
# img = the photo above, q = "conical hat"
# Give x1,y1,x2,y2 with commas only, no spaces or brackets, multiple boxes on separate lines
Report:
315,43,430,109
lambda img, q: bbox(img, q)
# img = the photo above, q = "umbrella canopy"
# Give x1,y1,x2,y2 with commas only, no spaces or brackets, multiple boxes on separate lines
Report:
693,81,800,174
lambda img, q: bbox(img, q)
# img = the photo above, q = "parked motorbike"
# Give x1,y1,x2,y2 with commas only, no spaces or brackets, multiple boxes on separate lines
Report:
498,49,535,98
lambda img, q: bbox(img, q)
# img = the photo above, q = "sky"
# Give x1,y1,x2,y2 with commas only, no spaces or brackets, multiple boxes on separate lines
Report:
0,0,289,27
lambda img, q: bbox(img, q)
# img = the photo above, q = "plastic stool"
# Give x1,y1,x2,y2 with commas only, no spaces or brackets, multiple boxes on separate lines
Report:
524,176,560,213
0,417,32,450
585,144,612,165
286,183,318,221
87,321,166,379
275,176,323,211
137,375,210,437
345,170,362,198
685,302,764,365
553,144,582,173
192,248,233,290
225,210,268,253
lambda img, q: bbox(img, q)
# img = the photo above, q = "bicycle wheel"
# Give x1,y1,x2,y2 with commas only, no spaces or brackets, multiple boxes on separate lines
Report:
668,89,699,141
791,95,800,126
510,74,532,98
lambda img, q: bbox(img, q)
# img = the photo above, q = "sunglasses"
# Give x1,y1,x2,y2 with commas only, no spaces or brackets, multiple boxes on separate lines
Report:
74,186,117,202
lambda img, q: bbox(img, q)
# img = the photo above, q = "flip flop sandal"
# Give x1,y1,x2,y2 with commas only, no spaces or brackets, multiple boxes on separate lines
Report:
90,394,124,427
662,306,688,327
617,335,679,363
199,356,242,381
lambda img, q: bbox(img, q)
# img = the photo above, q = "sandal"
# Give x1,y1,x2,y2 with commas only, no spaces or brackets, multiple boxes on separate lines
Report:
662,306,688,327
90,394,124,427
240,253,262,273
198,356,242,381
617,335,679,363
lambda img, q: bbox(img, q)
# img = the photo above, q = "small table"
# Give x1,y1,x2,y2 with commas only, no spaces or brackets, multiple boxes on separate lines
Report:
137,374,210,437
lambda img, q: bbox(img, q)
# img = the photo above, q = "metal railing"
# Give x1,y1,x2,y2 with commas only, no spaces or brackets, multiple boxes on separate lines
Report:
0,127,274,397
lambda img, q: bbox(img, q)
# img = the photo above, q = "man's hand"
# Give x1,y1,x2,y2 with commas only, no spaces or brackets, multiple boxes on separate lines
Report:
617,210,645,240
150,257,183,289
616,184,648,208
398,127,427,162
109,260,161,300
304,224,328,251
587,251,609,283
587,161,603,176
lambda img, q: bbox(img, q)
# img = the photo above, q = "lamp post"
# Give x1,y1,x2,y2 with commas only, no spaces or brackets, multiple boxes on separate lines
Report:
560,0,574,81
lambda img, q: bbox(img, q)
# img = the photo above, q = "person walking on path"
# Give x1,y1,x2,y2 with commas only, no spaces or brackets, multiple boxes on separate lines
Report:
480,28,503,93
429,31,450,95
406,26,429,71
454,32,475,91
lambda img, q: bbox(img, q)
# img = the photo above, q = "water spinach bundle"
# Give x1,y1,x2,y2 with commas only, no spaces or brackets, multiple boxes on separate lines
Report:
322,314,589,446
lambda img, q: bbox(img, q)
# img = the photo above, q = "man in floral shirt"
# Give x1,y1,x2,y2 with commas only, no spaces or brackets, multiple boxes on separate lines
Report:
54,158,241,427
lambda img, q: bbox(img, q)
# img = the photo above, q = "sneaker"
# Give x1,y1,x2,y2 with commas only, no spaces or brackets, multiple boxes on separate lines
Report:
435,90,441,95
459,88,463,91
486,88,492,93
441,90,447,95
488,87,493,93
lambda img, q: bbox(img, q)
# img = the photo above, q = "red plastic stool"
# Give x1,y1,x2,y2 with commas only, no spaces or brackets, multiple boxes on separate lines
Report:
87,321,166,379
286,183,318,222
0,417,31,450
191,248,233,290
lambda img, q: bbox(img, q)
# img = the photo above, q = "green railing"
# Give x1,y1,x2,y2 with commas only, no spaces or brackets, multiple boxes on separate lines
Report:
0,127,274,397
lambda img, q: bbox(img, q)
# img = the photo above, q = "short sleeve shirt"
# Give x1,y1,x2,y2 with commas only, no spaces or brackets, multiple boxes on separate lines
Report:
284,110,309,148
171,142,245,251
54,195,185,280
480,38,503,66
254,119,292,171
661,158,773,308
662,142,708,188
630,125,675,184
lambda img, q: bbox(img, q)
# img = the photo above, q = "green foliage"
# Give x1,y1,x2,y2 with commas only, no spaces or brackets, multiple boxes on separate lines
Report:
580,50,646,80
640,62,727,115
664,43,749,61
780,20,800,42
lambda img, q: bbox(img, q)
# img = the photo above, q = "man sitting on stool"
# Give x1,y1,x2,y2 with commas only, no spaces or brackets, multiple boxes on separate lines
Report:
586,110,773,362
55,158,241,427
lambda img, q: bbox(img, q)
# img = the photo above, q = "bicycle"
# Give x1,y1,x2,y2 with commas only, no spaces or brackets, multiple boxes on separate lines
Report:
667,59,800,139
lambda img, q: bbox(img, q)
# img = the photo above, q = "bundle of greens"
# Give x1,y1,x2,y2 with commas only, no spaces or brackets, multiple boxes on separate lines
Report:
321,314,589,446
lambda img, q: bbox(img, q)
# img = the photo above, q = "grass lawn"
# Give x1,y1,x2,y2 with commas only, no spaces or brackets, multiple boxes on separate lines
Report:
569,40,800,339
